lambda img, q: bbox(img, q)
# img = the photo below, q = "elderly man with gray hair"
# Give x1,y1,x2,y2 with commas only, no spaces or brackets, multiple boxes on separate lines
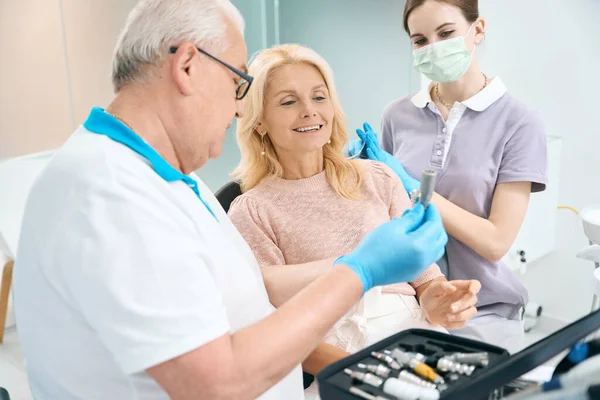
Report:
13,1,448,399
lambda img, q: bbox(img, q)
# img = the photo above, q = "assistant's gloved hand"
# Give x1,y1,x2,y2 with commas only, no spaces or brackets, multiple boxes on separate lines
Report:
356,122,420,194
335,203,448,293
347,138,366,158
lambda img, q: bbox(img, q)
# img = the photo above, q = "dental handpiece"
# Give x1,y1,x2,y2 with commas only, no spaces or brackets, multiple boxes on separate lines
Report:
384,350,437,384
346,368,440,400
419,169,437,208
398,370,439,390
382,378,440,400
358,363,392,378
447,352,489,367
371,351,402,370
391,349,445,385
436,357,476,376
398,351,475,376
344,368,384,388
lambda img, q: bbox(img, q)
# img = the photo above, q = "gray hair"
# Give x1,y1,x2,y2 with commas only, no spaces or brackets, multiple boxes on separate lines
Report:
112,0,245,92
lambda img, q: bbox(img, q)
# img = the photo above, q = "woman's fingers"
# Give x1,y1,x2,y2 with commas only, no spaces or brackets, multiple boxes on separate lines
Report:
442,306,478,329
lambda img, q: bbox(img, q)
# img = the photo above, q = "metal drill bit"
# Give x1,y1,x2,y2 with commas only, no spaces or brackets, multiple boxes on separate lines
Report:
344,368,384,388
358,363,391,378
371,351,401,370
409,188,421,205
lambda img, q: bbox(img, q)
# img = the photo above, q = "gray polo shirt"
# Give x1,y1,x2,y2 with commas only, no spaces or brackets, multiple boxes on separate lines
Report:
381,78,547,320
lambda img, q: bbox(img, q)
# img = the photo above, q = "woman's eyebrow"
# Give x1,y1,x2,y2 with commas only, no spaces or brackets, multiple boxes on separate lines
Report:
410,22,456,38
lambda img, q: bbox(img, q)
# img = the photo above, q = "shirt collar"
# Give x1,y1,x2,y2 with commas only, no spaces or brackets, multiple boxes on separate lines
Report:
83,106,216,219
411,77,507,112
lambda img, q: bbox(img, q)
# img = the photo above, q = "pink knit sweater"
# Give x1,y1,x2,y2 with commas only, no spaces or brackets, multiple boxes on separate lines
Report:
228,160,442,295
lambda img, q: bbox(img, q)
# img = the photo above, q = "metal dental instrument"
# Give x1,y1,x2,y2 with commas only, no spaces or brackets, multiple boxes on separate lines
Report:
385,351,445,388
371,351,402,370
447,373,461,382
346,369,440,400
395,350,477,375
419,169,437,208
358,363,392,378
383,379,441,400
348,137,368,160
391,349,446,385
344,368,384,388
436,357,476,376
349,387,392,400
447,352,490,367
398,370,439,389
409,169,438,209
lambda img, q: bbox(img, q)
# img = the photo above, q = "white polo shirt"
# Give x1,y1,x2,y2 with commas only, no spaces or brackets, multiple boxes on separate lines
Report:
13,107,303,400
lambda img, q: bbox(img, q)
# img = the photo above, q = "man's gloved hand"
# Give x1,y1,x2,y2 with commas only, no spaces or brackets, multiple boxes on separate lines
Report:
356,122,420,194
335,203,448,293
419,279,481,329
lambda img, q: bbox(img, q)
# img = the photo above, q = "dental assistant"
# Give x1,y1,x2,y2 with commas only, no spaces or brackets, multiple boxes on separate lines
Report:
12,1,448,400
357,0,547,353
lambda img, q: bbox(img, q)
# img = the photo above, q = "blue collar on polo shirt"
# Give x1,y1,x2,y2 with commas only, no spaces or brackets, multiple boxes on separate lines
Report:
83,106,216,220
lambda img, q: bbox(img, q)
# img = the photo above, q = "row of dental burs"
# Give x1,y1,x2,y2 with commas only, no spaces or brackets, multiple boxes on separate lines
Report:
342,349,489,400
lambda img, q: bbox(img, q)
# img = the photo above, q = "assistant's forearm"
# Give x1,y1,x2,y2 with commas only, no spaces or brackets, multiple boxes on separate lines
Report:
262,257,337,306
231,265,363,398
431,193,508,263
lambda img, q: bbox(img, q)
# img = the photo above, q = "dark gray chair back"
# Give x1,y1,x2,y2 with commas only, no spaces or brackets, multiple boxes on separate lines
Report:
214,181,243,213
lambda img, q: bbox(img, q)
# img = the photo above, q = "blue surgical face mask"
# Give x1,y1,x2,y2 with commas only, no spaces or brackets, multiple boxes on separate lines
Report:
412,23,477,83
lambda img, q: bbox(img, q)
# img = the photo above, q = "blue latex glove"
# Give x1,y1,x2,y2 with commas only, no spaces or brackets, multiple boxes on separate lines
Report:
335,203,448,293
356,122,420,194
347,138,366,158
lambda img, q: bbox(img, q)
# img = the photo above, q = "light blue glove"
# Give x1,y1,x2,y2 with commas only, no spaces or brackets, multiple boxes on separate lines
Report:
335,203,448,293
356,122,420,194
347,138,365,158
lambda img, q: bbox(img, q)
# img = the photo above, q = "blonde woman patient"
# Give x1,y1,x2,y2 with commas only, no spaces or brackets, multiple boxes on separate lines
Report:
228,44,480,398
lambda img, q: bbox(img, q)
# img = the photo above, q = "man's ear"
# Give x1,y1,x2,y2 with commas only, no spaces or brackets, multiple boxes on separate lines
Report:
171,43,197,96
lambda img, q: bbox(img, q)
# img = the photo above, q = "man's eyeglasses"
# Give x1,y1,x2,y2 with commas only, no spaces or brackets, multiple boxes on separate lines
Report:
169,46,253,100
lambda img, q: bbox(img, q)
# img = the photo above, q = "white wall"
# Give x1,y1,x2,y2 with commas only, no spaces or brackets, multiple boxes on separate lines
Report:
278,0,417,138
0,0,138,160
478,0,600,323
0,0,73,159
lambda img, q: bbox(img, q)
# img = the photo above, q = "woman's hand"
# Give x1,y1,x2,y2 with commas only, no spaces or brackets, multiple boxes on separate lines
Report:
356,122,420,194
419,279,481,329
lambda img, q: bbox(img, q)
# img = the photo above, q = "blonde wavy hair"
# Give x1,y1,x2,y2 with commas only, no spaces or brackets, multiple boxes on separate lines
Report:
231,44,364,199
